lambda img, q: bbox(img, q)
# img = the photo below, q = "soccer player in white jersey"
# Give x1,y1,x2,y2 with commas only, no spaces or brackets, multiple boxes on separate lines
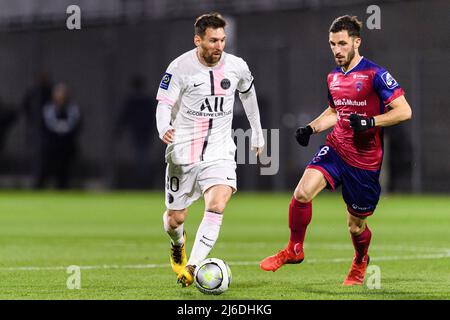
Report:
156,12,265,287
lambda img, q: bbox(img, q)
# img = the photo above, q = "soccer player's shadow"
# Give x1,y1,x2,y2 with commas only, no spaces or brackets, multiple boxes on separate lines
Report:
298,278,437,299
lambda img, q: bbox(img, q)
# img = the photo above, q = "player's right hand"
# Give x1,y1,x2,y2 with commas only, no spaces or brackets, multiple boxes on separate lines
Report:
251,146,264,157
295,125,313,147
162,128,175,144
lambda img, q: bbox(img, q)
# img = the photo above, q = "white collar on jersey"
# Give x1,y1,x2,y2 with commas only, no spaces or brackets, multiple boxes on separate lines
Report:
341,56,364,75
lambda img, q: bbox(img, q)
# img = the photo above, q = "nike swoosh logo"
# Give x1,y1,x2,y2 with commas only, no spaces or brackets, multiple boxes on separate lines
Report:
194,83,204,87
293,243,303,255
226,177,235,180
202,235,214,242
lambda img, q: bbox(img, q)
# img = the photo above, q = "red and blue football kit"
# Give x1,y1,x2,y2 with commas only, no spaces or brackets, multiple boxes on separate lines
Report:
307,57,405,217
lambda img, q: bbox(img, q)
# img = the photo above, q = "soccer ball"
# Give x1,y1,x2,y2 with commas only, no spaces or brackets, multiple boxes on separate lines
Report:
194,258,232,295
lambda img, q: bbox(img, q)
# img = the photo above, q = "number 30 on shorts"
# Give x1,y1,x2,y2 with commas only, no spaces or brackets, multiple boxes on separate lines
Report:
166,176,179,192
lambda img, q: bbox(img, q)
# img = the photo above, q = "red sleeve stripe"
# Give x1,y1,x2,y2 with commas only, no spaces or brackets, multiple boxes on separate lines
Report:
384,88,405,106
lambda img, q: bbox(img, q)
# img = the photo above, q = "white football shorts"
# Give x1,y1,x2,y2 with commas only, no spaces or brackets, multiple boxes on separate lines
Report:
164,159,237,210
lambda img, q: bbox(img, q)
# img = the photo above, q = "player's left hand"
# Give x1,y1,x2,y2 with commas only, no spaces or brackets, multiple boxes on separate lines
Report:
295,125,313,146
349,114,375,133
253,146,264,157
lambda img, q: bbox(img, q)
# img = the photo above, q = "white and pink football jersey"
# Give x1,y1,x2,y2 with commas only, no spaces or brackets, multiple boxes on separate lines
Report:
156,48,255,165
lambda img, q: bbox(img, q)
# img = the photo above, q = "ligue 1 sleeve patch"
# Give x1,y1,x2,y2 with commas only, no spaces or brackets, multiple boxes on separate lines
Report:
381,71,399,89
159,72,172,90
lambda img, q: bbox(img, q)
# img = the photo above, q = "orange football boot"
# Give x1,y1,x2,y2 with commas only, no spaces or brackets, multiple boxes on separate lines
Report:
343,255,370,286
260,242,304,272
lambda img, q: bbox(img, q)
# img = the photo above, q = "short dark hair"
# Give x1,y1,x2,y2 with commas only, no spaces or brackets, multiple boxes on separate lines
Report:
194,12,226,37
329,15,363,37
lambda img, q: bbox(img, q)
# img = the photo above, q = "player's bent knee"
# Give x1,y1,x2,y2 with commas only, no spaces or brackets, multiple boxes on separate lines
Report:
206,202,226,214
294,186,313,203
348,224,364,235
347,214,366,235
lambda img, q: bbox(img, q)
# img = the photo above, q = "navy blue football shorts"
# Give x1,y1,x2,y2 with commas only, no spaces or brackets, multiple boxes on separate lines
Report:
306,145,381,217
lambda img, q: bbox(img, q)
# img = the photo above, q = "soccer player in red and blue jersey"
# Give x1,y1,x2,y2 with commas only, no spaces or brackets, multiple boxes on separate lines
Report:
260,15,412,285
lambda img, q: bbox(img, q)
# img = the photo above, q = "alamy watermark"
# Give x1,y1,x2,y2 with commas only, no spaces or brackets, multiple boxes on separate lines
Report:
65,4,382,30
66,265,81,289
66,5,81,30
366,5,381,30
233,129,279,176
366,265,382,289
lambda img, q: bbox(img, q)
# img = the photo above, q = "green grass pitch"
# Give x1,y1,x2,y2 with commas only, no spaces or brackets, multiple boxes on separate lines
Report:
0,191,448,300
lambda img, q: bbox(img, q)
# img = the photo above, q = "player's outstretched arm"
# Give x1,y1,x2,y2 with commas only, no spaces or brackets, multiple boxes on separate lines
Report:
239,86,265,156
295,107,337,146
349,96,412,132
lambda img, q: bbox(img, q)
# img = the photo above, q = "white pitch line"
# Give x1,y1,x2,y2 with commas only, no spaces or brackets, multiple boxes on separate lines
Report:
153,243,447,253
0,264,168,271
0,251,449,272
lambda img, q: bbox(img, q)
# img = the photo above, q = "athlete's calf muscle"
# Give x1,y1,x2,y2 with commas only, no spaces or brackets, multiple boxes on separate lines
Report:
167,209,187,227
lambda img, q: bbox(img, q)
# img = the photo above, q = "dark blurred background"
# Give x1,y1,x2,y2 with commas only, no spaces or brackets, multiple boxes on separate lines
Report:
0,0,448,192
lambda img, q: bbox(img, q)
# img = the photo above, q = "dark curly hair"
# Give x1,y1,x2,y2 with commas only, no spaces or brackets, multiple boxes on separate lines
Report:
329,15,363,37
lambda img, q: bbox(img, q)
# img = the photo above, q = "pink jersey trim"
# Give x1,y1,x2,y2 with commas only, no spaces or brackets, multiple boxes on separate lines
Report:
306,164,336,191
156,95,176,106
190,118,209,163
213,60,226,96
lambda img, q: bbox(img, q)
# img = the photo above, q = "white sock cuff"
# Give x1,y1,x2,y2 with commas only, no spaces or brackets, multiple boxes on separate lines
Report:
204,211,223,225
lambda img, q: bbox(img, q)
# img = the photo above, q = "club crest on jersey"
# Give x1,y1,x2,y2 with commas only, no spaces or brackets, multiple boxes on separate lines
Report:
220,78,231,89
159,72,172,90
355,81,363,92
381,71,398,89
